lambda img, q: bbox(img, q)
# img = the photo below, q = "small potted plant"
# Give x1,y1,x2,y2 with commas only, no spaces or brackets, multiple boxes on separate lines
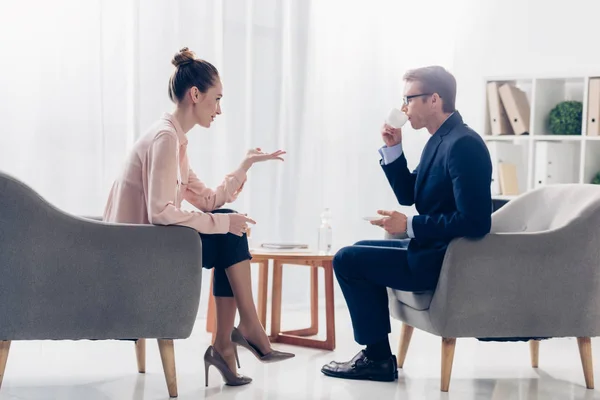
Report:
548,101,583,135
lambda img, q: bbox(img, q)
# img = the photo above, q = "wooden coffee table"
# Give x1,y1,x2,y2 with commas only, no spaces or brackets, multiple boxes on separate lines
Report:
206,250,336,350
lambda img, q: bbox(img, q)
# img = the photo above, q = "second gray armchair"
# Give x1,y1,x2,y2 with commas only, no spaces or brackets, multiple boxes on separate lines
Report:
387,184,600,392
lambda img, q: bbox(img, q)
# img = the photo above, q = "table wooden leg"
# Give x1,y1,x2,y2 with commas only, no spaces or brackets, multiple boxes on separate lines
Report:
280,264,319,337
257,261,269,331
310,264,319,333
270,260,283,341
275,261,336,350
323,260,336,350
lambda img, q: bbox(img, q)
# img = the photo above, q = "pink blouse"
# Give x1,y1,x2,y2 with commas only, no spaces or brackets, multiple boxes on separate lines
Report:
103,113,246,234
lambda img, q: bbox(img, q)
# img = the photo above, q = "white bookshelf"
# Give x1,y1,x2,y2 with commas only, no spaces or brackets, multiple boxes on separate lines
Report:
483,75,600,199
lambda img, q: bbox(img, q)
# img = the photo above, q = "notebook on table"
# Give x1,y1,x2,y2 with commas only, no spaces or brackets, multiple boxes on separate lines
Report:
260,243,309,250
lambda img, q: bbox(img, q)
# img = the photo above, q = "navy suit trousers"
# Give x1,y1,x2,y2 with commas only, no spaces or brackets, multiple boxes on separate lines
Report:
333,239,435,345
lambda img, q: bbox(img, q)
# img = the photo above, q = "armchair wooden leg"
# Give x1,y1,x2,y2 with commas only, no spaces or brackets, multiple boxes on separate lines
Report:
135,339,146,373
397,324,414,368
577,337,594,389
529,340,539,368
0,341,10,389
157,339,178,398
441,338,456,392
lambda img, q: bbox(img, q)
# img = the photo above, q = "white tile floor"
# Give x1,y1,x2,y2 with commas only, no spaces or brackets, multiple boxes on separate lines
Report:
1,306,599,400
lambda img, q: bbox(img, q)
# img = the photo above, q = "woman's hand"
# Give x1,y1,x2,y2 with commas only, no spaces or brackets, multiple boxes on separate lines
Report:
228,213,256,237
240,148,286,171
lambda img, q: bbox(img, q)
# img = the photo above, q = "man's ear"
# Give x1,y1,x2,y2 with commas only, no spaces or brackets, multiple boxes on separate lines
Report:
431,93,441,110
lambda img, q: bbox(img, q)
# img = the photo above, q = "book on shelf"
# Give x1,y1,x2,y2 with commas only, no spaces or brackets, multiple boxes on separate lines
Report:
498,162,519,196
487,82,514,136
498,83,530,135
587,78,600,136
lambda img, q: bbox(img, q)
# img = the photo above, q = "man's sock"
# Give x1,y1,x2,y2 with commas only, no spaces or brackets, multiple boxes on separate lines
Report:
365,338,392,361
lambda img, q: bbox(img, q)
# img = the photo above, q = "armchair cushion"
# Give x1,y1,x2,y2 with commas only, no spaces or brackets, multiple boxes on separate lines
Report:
390,290,433,311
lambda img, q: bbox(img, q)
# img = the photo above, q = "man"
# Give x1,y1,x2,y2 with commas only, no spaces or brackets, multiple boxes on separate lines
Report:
321,66,492,382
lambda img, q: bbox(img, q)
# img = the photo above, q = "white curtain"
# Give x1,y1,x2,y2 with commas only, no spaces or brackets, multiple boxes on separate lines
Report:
0,0,133,215
0,0,459,309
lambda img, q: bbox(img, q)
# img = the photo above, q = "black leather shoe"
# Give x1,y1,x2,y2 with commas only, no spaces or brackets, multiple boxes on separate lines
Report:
321,350,397,382
328,353,398,373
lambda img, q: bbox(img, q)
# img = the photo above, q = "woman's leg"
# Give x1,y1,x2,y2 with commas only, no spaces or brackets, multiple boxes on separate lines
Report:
213,294,238,373
199,220,240,373
205,208,271,362
225,259,271,355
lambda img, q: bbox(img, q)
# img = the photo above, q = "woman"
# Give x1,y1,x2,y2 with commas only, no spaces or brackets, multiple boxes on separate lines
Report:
103,47,294,386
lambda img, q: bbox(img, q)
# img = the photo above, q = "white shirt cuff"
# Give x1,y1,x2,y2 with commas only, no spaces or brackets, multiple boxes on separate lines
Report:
407,216,415,238
378,143,404,165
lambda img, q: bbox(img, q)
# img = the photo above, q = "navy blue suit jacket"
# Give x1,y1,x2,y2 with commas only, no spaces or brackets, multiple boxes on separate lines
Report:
382,111,492,289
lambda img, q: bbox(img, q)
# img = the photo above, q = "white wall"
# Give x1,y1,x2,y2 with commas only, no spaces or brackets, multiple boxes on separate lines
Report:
453,0,600,135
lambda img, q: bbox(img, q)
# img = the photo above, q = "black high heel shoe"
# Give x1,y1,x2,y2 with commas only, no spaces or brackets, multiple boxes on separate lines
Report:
203,346,252,387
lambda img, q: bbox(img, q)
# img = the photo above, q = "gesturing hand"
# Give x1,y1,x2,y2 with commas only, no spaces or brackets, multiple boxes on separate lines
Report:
228,213,256,237
241,148,286,171
370,209,408,235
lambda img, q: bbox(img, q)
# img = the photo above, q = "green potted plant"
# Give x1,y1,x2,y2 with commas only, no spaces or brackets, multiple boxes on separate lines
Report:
548,101,583,135
592,171,600,185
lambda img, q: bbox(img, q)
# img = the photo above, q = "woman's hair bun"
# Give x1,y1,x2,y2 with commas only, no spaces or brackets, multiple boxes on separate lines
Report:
171,47,196,67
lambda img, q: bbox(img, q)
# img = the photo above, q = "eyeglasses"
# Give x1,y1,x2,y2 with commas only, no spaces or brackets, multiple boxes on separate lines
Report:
402,93,433,106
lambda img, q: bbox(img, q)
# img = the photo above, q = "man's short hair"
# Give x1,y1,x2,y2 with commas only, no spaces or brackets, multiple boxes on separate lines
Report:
403,66,456,113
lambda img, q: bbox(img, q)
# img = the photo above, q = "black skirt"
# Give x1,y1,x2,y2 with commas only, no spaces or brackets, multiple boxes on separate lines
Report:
199,208,252,297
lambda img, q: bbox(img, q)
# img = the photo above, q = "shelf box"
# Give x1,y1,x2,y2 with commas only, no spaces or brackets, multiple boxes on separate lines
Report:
487,141,529,195
532,78,585,136
533,141,580,188
586,77,600,137
584,140,600,184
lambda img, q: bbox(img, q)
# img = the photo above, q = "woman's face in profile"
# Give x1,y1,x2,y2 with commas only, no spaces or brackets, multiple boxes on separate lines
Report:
194,79,223,128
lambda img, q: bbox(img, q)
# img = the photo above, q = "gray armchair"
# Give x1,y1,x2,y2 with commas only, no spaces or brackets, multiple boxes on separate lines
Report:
387,184,600,392
0,171,203,398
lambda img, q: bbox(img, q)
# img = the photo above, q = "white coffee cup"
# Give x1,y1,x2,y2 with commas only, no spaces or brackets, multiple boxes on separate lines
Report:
386,108,408,129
